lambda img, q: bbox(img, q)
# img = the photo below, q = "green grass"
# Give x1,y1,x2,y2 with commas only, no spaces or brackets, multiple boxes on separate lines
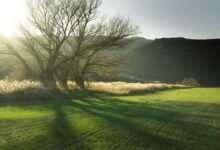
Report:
0,88,220,150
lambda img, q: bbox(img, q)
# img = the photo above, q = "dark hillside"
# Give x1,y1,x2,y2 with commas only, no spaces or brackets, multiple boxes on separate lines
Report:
127,38,220,86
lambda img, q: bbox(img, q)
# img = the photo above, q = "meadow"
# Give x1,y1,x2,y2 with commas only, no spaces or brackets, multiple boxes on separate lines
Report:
0,81,219,150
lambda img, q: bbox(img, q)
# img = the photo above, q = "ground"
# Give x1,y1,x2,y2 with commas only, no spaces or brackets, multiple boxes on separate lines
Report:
0,88,220,150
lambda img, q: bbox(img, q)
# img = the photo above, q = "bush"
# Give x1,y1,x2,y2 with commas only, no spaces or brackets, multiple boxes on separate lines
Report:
178,78,200,87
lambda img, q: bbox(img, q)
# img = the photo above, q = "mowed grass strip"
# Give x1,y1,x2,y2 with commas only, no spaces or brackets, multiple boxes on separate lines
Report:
0,88,220,150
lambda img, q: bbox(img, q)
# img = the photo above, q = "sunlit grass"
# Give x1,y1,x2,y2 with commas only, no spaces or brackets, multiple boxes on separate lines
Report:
0,80,186,95
0,80,42,94
0,106,53,119
84,82,186,94
0,86,220,149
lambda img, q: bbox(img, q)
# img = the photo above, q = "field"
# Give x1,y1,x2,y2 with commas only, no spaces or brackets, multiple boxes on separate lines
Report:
0,82,219,150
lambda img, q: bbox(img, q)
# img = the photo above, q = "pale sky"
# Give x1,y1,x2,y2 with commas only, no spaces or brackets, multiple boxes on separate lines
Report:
0,0,26,37
0,0,220,39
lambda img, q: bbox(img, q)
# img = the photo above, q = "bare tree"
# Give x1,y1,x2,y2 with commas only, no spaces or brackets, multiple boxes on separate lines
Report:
55,15,138,89
1,0,84,87
0,0,138,90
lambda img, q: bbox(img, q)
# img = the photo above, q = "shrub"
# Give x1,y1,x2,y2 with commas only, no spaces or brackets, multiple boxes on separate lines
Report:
179,78,200,87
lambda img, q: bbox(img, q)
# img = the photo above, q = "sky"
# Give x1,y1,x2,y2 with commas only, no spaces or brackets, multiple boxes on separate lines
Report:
0,0,220,39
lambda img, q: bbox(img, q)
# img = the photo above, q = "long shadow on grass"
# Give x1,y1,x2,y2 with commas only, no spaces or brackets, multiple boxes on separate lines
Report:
0,103,93,149
69,91,220,150
0,88,220,150
0,88,93,149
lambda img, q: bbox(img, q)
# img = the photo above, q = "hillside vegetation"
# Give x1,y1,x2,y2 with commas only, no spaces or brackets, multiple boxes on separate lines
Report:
125,37,220,86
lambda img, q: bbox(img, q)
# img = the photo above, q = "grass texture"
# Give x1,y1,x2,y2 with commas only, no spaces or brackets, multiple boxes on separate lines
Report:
0,81,219,150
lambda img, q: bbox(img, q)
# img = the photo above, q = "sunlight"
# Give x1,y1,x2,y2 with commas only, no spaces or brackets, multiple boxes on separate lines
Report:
0,0,26,37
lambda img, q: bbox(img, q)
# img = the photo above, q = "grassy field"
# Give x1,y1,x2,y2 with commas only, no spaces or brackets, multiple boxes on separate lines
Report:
0,87,220,150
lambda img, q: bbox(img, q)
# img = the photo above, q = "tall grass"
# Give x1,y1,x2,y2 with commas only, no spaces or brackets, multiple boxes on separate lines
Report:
84,82,186,94
0,80,186,95
0,80,43,94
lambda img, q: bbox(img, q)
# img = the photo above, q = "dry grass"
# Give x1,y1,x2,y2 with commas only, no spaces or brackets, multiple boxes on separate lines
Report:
0,80,186,95
89,82,185,94
69,81,186,94
0,80,43,94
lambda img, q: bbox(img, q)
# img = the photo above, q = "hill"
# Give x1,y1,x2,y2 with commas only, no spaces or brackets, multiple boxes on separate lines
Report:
123,37,220,86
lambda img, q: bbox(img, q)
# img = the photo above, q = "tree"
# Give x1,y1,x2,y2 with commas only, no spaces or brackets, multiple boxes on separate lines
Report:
0,0,138,90
55,15,138,89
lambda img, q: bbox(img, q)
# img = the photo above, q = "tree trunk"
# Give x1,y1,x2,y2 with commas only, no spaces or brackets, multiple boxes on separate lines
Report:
41,72,57,89
75,77,86,90
55,69,70,90
59,79,68,90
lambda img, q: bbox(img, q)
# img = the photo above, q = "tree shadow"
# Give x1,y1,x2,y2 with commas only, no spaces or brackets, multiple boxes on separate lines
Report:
0,88,220,150
0,88,94,149
69,92,220,149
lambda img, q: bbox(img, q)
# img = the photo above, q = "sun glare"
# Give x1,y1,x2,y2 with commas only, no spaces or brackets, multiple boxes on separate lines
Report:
0,0,26,37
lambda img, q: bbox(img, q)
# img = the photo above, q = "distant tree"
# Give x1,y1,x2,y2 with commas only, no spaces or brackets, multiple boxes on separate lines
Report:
0,0,138,90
